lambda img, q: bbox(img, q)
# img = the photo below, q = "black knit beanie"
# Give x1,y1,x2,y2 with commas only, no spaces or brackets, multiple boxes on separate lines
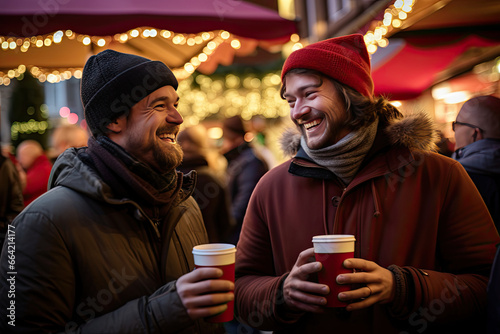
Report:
81,50,178,137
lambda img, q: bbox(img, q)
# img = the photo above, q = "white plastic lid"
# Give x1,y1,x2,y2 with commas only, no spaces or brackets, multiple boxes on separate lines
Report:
312,235,356,253
192,243,236,266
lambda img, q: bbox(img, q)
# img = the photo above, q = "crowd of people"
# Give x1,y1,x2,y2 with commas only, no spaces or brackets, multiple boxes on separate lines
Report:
0,33,498,334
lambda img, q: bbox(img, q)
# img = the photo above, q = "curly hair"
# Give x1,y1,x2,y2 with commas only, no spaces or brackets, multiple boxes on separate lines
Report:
280,68,402,130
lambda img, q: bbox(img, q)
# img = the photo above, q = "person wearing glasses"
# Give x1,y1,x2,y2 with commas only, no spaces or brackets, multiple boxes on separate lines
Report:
452,95,500,231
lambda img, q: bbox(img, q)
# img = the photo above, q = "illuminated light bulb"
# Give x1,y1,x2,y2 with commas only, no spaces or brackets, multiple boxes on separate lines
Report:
31,66,39,74
2,41,9,50
291,43,303,51
291,34,300,43
16,39,23,46
364,32,374,43
119,34,128,42
68,113,79,124
97,38,106,47
190,57,200,67
172,35,182,44
198,53,208,62
149,29,157,37
44,38,52,46
202,32,211,40
74,70,83,79
130,30,139,38
379,26,388,35
402,4,412,12
18,65,26,73
392,19,402,28
23,41,30,48
230,39,241,49
390,101,402,107
30,36,37,43
59,106,71,117
39,74,46,82
221,31,230,39
399,11,407,19
21,46,28,52
367,44,377,54
383,18,392,26
82,37,91,45
444,91,470,104
66,30,73,37
270,74,281,86
187,38,195,46
207,41,216,50
7,70,15,78
142,29,150,38
161,30,171,38
194,36,203,44
47,74,57,83
394,0,403,8
208,127,223,140
9,41,16,49
54,31,63,43
377,38,389,48
184,63,195,73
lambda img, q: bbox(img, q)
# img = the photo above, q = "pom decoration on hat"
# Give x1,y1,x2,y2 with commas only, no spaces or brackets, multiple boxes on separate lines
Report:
281,34,374,98
81,50,178,137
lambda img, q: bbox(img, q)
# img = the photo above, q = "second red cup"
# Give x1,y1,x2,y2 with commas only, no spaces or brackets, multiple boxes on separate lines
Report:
312,235,356,307
192,243,236,322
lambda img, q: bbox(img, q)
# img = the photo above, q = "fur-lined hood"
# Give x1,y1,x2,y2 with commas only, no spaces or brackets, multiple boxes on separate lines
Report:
280,112,438,157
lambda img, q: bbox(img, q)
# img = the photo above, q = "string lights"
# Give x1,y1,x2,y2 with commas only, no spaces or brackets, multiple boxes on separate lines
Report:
176,72,289,127
363,0,417,54
0,28,238,85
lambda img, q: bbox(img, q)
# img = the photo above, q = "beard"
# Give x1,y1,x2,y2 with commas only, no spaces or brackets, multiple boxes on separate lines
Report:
153,140,183,173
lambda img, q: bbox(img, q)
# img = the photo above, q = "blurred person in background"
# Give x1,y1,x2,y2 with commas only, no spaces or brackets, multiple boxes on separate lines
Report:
49,123,89,162
177,124,233,243
0,50,232,333
452,95,500,231
0,123,24,248
221,115,268,245
16,139,52,207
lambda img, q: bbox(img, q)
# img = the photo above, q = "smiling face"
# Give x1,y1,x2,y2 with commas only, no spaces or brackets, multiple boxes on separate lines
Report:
108,85,184,173
283,72,350,150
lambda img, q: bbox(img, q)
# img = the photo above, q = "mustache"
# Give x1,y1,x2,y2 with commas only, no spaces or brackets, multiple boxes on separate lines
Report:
156,125,180,136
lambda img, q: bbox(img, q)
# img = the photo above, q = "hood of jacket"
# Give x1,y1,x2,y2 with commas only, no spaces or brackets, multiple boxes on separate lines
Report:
453,138,500,175
280,112,437,158
48,147,195,205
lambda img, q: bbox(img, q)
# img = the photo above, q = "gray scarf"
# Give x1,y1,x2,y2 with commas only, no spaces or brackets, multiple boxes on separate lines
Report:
302,118,379,185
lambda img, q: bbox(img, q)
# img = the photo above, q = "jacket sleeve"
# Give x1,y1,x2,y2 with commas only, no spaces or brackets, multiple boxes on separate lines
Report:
387,160,500,323
235,184,300,331
0,211,195,334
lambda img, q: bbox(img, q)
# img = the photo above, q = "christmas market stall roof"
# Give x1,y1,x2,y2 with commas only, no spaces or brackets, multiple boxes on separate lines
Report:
0,0,298,82
367,0,500,100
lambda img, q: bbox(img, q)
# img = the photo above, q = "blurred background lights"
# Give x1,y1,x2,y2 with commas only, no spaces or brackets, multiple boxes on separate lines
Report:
67,113,79,124
59,106,71,118
207,127,223,140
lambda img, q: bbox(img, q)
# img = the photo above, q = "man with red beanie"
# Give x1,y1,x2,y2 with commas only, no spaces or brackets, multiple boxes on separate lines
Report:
0,50,233,333
234,34,499,333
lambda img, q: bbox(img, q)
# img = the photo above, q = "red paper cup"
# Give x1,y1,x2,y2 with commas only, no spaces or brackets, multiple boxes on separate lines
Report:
192,243,236,322
312,235,356,307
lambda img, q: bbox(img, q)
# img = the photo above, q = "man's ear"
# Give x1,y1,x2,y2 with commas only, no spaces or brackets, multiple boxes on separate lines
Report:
106,117,126,134
475,128,484,141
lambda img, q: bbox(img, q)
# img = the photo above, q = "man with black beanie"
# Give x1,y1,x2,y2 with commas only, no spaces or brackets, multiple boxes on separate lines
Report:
234,34,499,333
0,50,232,333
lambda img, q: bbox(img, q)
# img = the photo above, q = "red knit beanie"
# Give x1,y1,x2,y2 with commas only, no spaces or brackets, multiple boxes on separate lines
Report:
281,34,374,98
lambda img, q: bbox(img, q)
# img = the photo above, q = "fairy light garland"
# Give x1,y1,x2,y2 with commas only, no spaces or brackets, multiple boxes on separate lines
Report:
363,0,417,54
0,29,238,85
